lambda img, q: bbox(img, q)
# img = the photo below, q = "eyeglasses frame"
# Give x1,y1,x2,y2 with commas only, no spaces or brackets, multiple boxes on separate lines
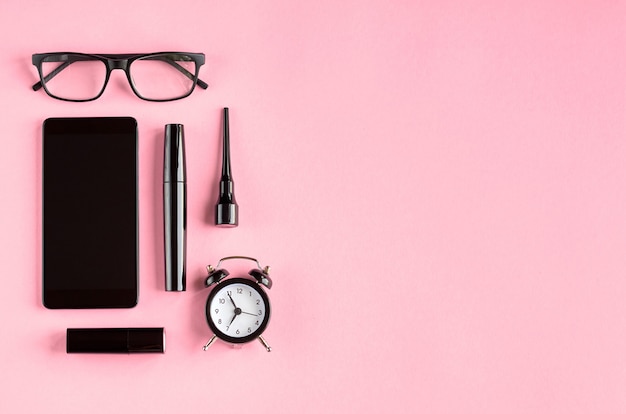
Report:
32,52,208,102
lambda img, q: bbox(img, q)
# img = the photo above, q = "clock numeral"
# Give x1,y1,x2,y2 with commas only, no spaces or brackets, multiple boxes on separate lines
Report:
237,288,243,294
255,320,260,326
236,329,240,335
256,299,260,305
248,327,252,333
214,308,219,314
219,298,225,304
258,310,262,315
218,319,222,325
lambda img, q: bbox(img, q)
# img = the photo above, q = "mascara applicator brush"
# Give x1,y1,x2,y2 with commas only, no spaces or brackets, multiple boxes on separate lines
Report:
215,107,238,226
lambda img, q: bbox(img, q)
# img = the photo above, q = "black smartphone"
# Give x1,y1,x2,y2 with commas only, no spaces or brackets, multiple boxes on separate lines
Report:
42,117,138,309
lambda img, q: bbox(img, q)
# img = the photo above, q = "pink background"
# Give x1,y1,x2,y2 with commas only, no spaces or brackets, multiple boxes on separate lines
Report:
1,0,626,412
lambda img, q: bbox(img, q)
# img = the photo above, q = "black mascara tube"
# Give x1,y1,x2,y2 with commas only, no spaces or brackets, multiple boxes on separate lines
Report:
164,124,187,291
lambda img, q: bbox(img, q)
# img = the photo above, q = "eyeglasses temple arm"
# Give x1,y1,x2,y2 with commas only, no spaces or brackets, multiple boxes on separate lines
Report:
144,56,208,89
197,77,209,89
32,60,71,91
32,54,97,91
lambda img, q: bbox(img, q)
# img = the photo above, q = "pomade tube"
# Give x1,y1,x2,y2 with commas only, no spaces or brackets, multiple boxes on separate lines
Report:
66,328,165,354
164,124,187,291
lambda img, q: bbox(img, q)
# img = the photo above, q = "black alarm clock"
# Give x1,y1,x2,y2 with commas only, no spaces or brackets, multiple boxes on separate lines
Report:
202,256,273,352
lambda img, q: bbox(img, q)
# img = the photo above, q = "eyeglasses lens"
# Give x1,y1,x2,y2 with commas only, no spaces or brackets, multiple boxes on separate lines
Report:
41,54,107,101
130,53,198,101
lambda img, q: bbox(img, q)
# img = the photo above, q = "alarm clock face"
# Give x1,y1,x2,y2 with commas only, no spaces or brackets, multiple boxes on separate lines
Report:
205,278,271,344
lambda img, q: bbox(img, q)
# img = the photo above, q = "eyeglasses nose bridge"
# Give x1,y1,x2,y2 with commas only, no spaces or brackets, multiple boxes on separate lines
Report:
109,59,129,71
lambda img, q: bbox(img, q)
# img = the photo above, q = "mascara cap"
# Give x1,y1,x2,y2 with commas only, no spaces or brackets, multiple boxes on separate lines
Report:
164,124,186,183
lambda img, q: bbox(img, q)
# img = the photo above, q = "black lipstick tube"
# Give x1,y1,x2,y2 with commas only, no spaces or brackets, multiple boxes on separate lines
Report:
67,328,165,353
164,124,187,291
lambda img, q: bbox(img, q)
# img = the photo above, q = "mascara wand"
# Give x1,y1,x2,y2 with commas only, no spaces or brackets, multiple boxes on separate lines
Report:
215,107,238,226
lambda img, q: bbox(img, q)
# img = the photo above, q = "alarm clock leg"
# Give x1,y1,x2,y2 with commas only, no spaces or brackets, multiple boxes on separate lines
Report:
202,335,217,351
258,336,272,352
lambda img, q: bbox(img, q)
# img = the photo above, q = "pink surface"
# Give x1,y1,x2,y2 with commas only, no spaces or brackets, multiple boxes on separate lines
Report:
1,0,626,412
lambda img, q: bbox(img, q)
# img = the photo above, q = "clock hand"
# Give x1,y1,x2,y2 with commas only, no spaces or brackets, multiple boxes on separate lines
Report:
227,306,243,328
241,311,258,317
227,292,237,308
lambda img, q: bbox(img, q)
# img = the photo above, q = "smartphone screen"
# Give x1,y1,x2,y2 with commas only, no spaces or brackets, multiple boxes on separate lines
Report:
43,117,138,309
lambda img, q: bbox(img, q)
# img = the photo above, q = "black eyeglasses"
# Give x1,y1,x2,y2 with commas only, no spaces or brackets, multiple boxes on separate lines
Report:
32,52,208,102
